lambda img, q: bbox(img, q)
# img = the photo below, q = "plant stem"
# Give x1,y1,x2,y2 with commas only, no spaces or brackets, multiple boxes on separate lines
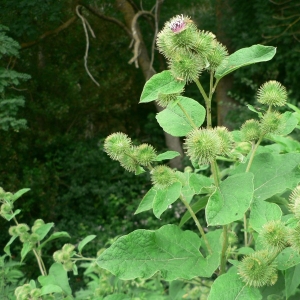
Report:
180,194,212,254
194,78,209,103
243,136,263,245
243,213,248,247
211,160,220,188
177,102,198,129
220,225,228,275
32,249,47,276
246,136,263,173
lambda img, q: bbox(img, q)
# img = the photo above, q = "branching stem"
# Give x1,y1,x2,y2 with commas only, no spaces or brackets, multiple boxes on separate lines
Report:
180,194,212,254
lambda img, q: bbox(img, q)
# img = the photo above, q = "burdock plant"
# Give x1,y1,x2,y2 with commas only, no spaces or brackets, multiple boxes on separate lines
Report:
99,14,300,298
2,14,300,300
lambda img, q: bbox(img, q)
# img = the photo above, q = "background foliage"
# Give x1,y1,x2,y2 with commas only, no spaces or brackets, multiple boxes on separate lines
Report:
0,0,300,296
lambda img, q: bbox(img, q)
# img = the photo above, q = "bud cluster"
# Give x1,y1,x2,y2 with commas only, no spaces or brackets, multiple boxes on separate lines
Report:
151,165,177,189
53,243,76,272
104,132,157,173
8,219,47,248
15,284,42,300
238,188,300,289
0,187,13,220
157,15,228,83
240,81,288,142
184,126,233,165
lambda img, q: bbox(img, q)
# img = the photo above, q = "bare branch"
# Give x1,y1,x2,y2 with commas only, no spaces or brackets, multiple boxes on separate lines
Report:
76,5,100,86
273,13,300,21
149,0,163,73
81,4,132,38
269,0,293,5
128,10,154,67
21,16,78,49
263,16,300,41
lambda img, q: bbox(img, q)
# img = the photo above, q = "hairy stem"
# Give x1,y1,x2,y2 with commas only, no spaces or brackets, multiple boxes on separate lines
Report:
194,78,209,103
180,194,212,254
246,136,263,173
220,225,228,275
32,249,47,276
243,136,264,245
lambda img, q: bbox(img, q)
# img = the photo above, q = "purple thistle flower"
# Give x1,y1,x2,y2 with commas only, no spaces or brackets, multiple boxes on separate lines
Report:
169,15,186,34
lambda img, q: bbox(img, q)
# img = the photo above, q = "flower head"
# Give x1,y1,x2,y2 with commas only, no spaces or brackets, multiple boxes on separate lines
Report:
257,81,287,107
240,119,261,142
238,250,278,287
151,165,177,189
169,15,187,34
259,220,288,252
104,132,132,161
184,128,221,165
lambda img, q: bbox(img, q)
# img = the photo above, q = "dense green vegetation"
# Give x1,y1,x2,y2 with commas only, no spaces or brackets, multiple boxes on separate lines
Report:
1,0,300,298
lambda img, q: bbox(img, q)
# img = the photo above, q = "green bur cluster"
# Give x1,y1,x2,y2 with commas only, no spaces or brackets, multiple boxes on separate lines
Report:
104,132,157,174
101,15,299,293
240,80,288,141
157,15,228,83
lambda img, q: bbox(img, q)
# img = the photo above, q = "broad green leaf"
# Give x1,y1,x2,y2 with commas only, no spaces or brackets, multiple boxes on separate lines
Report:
153,182,182,218
246,104,263,118
179,196,208,227
155,151,180,161
72,263,78,275
78,235,96,253
135,165,145,175
215,45,276,80
237,247,255,255
21,242,32,262
29,280,36,289
260,271,285,299
287,103,300,115
169,281,186,300
2,209,21,221
276,247,300,270
12,188,30,202
39,231,70,249
202,229,222,274
189,173,213,194
38,262,72,295
135,187,157,214
41,284,63,295
267,135,300,153
206,173,254,226
176,172,212,204
156,96,206,136
285,264,300,299
249,199,282,232
4,235,18,256
97,224,216,280
253,153,300,200
35,223,54,241
140,70,185,103
233,153,300,201
180,183,195,203
280,111,299,136
208,269,262,300
104,295,131,300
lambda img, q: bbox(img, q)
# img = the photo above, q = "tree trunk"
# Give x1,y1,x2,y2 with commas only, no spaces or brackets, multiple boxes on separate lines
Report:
215,0,237,129
115,0,183,169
